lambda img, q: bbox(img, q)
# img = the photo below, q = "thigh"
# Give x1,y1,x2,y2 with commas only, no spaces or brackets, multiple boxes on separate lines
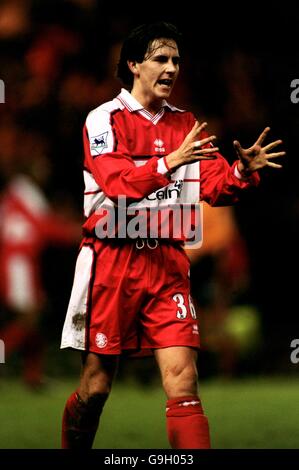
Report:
61,240,147,354
140,244,200,350
89,241,149,353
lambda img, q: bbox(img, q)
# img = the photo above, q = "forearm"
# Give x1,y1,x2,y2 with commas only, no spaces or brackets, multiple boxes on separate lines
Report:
91,154,170,203
200,159,260,206
165,150,183,171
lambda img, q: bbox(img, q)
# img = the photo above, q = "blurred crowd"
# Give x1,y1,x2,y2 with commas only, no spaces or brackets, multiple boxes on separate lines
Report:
0,0,297,383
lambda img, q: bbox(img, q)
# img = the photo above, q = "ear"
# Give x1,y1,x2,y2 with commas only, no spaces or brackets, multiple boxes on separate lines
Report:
127,60,139,76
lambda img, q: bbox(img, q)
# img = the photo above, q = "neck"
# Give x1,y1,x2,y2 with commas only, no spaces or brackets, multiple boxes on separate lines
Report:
131,89,163,115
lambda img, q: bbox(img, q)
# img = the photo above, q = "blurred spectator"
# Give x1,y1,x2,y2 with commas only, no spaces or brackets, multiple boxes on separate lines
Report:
0,128,81,389
186,203,262,377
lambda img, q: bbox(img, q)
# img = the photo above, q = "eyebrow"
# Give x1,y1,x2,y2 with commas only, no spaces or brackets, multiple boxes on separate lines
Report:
153,54,180,60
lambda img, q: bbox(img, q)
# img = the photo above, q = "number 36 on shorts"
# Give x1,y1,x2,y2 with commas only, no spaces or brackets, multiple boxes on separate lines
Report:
172,293,197,319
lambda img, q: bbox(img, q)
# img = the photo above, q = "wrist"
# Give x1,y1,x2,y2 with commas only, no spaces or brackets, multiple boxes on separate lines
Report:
237,161,252,177
165,151,182,171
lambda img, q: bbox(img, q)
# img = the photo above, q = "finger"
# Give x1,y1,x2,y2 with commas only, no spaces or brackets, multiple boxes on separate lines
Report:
198,135,217,146
255,127,270,146
266,151,286,159
263,140,283,151
266,161,283,168
193,135,217,148
193,147,219,155
192,120,207,135
197,121,208,133
189,121,200,135
233,140,243,159
192,121,208,138
185,121,204,142
194,155,217,160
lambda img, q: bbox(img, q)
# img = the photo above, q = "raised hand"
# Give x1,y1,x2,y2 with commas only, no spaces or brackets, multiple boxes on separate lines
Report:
166,121,218,170
234,127,286,176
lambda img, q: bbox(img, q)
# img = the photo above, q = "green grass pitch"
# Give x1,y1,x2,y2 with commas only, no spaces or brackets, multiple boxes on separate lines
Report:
0,376,299,449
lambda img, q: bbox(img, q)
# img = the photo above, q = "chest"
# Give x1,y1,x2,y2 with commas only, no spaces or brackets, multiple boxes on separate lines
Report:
115,112,189,157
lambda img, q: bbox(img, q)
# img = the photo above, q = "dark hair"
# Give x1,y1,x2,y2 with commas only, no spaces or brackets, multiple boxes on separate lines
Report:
117,22,182,88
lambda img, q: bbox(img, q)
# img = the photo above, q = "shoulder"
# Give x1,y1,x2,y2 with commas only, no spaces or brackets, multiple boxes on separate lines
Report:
165,102,186,113
165,105,195,121
86,97,124,129
165,106,196,131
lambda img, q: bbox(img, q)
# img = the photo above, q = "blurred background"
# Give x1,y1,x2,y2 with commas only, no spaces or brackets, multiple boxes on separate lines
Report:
0,0,299,449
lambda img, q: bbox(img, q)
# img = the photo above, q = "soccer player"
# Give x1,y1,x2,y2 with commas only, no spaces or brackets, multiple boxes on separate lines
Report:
60,22,285,448
0,145,80,389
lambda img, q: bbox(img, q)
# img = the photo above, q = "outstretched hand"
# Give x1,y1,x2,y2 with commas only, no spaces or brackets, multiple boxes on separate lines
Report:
234,127,286,176
165,121,218,171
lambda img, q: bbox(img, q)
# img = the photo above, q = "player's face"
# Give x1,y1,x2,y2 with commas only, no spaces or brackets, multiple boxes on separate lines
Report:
130,39,180,110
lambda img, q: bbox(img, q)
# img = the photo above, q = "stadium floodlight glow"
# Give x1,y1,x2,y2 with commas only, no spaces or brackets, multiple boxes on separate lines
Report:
0,80,4,103
0,340,5,364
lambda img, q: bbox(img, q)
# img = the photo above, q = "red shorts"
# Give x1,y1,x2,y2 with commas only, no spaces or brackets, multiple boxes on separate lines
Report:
61,237,200,354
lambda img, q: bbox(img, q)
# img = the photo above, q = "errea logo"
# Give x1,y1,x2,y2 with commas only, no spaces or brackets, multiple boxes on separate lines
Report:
154,139,165,152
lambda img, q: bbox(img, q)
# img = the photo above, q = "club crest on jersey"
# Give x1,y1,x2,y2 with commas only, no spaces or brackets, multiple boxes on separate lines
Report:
154,139,165,152
90,132,108,155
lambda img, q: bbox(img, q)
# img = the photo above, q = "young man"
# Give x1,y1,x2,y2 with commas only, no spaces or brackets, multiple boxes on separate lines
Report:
60,22,285,449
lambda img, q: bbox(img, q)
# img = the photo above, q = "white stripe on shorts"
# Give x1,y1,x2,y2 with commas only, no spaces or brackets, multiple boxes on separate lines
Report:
60,245,94,350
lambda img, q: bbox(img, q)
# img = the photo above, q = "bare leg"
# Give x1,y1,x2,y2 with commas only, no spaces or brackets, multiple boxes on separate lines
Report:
62,352,118,449
154,346,210,449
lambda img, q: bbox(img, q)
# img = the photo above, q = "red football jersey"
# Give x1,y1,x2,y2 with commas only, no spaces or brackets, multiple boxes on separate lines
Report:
82,88,259,241
61,89,260,354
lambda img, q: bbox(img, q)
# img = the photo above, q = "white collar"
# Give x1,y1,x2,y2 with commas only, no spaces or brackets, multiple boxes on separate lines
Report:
117,88,182,114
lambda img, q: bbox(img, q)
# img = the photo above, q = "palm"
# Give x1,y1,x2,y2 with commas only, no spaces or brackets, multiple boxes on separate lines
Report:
234,127,285,174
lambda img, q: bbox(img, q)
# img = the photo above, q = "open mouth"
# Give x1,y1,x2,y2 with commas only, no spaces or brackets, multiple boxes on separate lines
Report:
157,79,172,87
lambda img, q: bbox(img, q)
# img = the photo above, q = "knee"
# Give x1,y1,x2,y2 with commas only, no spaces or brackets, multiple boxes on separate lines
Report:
79,361,115,402
162,362,198,398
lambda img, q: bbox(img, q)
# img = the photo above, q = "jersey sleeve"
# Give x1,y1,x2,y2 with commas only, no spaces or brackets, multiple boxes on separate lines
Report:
198,129,260,206
84,109,171,203
40,212,81,245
